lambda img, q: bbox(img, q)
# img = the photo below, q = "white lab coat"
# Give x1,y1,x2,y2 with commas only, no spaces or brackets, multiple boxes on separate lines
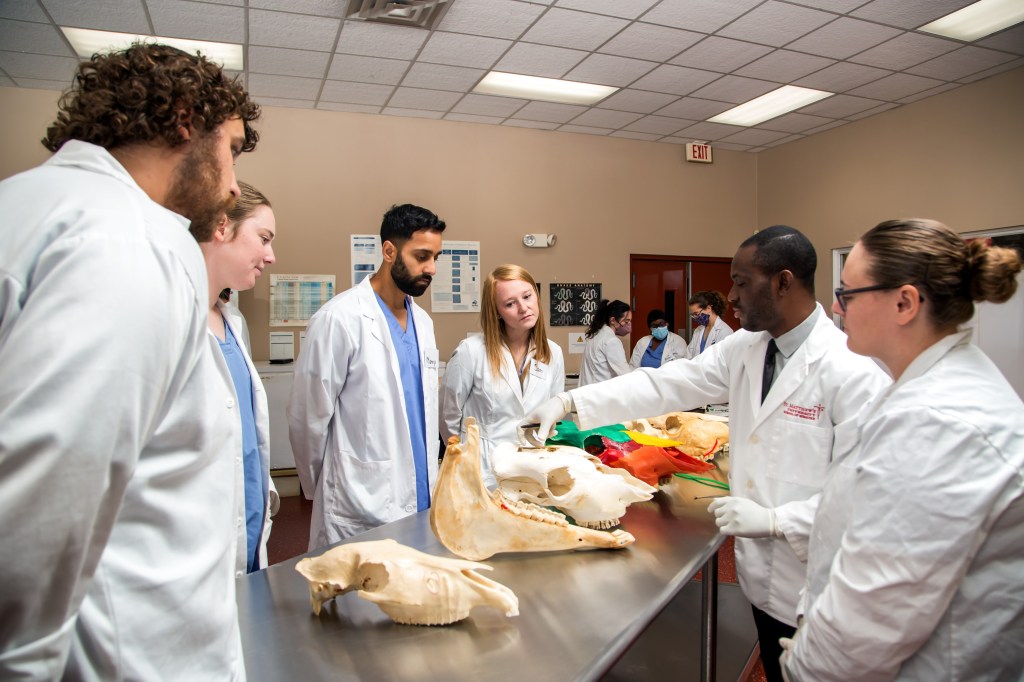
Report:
687,315,734,357
786,331,1024,681
629,331,689,368
441,334,565,486
0,141,244,680
287,277,440,549
578,325,631,387
216,303,280,574
571,305,889,625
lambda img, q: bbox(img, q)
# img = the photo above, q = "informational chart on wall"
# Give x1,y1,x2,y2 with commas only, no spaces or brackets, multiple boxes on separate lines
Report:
351,234,382,286
432,240,481,313
549,283,601,327
269,274,335,327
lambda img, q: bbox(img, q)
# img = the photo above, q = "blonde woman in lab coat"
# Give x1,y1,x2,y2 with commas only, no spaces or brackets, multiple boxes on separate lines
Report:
442,264,564,486
687,290,733,356
782,219,1024,681
578,299,632,387
200,181,279,574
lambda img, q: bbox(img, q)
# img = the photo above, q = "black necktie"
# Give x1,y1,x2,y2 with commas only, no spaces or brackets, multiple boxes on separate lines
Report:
761,339,778,404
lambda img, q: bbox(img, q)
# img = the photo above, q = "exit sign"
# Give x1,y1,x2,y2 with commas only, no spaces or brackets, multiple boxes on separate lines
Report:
686,142,713,163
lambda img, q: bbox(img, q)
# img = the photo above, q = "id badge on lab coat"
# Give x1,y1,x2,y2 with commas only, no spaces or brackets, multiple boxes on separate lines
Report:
530,361,549,381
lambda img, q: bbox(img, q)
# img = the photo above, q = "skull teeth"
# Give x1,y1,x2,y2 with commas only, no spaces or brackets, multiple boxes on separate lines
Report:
492,490,569,526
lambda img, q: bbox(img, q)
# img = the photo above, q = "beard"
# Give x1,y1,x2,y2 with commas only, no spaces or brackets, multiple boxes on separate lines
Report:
737,285,778,333
165,132,235,242
391,252,432,297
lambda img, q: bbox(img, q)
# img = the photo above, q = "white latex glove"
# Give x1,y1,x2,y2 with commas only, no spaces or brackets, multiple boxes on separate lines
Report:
519,392,572,446
707,496,781,538
779,636,794,682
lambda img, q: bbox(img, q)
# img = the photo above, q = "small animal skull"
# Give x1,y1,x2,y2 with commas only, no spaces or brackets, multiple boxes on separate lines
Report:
294,539,519,625
492,443,657,529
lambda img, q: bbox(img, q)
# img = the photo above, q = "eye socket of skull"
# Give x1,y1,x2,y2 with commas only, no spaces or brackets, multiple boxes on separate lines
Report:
546,467,574,497
358,562,390,592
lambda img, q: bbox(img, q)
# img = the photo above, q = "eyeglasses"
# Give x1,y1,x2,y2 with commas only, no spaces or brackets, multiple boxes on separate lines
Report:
834,283,919,312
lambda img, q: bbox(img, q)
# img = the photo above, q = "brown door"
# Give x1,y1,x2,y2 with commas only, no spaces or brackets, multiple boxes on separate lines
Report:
630,255,737,352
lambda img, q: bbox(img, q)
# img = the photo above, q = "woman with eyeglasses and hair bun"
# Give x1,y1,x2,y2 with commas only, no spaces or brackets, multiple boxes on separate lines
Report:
782,219,1024,681
687,290,733,357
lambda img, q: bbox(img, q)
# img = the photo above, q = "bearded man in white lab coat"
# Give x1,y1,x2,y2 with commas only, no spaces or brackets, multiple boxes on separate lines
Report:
288,204,445,550
0,45,260,680
524,225,889,682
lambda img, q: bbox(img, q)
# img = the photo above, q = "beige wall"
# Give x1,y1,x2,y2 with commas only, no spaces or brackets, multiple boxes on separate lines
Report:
2,65,1021,366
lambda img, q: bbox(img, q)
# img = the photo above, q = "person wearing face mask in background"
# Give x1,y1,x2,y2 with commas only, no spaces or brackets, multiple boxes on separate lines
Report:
441,264,565,487
629,308,689,369
688,290,733,357
578,299,632,388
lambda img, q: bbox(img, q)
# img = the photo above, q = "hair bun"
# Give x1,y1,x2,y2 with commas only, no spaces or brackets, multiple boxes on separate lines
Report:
965,239,1022,304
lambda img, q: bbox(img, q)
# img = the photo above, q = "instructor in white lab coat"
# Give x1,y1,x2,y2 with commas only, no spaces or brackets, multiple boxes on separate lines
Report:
288,204,445,550
523,226,888,682
783,219,1024,681
441,264,565,486
0,44,258,680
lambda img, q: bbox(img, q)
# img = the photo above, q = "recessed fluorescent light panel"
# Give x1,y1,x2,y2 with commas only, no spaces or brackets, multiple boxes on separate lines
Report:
61,27,244,70
708,85,833,127
918,0,1024,42
473,71,617,106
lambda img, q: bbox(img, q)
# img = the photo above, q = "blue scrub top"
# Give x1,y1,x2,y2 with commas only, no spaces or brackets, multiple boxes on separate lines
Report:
218,320,265,572
640,339,666,368
375,293,430,511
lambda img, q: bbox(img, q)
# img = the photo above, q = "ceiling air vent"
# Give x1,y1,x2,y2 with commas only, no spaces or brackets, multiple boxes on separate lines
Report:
345,0,453,29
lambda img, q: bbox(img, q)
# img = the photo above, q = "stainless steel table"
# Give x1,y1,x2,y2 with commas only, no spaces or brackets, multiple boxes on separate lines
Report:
237,477,725,681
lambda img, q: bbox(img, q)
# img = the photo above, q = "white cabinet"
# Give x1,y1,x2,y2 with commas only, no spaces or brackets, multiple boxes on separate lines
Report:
255,362,296,470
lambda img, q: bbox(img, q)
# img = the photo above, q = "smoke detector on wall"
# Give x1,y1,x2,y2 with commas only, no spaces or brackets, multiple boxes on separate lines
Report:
346,0,453,29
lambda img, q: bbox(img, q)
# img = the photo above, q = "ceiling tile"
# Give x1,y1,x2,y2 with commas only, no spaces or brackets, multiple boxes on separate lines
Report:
249,46,330,78
763,133,805,147
803,119,850,135
387,86,463,111
327,54,409,85
623,114,690,135
564,53,656,87
845,101,899,120
630,64,720,96
719,128,791,145
846,72,944,99
494,42,586,78
568,108,643,128
850,0,976,30
907,46,1015,81
670,36,773,73
957,56,1024,84
598,22,702,62
335,20,428,60
798,93,884,117
655,97,733,119
713,141,755,151
850,32,960,70
558,124,612,135
735,50,835,82
249,0,342,16
317,101,381,114
0,19,73,56
418,31,511,69
898,82,959,103
250,9,340,51
795,61,891,92
255,96,314,109
640,0,761,33
437,0,544,39
503,118,559,130
512,100,588,123
320,80,394,105
716,1,836,48
675,121,745,139
978,24,1024,56
784,0,869,12
248,72,322,99
0,51,79,80
40,0,150,33
596,88,679,114
520,7,628,51
555,0,660,20
400,62,484,92
786,17,902,59
148,0,244,42
0,1,49,22
757,111,835,133
444,112,507,125
13,77,70,90
689,75,778,104
611,130,661,141
382,107,445,120
451,93,527,116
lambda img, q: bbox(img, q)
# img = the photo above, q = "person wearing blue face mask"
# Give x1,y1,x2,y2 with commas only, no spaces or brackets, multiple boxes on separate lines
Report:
629,308,689,369
687,290,734,357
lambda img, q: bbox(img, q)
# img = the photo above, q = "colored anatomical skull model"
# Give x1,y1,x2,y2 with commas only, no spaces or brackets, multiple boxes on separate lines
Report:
491,442,656,529
294,538,519,625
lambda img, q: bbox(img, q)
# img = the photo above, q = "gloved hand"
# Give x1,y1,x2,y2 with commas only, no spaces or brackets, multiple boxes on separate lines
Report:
779,636,794,682
519,392,572,446
707,496,781,538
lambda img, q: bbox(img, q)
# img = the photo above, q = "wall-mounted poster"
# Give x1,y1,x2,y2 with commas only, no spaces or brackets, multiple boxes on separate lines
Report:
549,283,601,327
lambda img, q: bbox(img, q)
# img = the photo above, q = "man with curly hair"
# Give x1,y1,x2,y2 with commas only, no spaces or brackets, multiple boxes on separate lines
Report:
0,44,260,680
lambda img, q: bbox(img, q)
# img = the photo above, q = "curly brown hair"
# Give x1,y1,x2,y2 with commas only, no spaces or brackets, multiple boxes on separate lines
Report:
43,43,260,153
